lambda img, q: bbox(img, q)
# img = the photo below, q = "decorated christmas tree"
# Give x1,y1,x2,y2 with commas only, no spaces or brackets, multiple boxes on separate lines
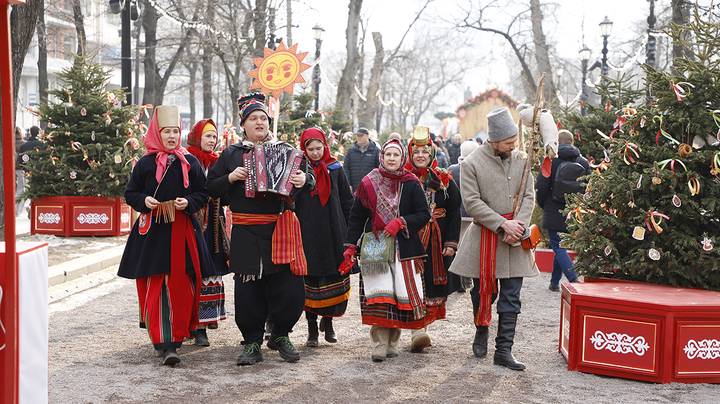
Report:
564,12,720,290
276,92,346,158
559,73,644,165
21,56,144,198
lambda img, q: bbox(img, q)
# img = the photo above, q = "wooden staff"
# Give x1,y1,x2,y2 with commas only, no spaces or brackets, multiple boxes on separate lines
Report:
512,75,545,218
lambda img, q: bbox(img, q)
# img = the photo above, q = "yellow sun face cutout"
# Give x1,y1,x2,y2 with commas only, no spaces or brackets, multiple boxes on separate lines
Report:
248,41,311,98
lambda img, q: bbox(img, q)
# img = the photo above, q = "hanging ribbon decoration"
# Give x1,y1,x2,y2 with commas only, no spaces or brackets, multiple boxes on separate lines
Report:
623,142,641,165
711,152,720,176
645,210,670,234
138,104,154,120
671,80,695,102
712,110,720,142
653,115,681,146
610,115,628,137
688,176,701,196
658,158,687,174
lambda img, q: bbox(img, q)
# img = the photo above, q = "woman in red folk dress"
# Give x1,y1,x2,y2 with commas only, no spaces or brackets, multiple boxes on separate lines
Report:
118,105,213,366
186,119,231,347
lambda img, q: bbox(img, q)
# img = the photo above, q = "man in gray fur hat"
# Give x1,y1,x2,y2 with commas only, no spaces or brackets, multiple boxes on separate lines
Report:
449,107,537,371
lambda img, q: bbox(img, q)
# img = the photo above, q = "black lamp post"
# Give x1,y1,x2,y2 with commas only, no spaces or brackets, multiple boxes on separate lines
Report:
312,24,325,112
599,16,613,79
646,0,657,68
109,0,138,104
579,45,591,115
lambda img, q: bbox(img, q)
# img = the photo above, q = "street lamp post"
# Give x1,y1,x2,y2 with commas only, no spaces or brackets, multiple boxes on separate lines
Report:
109,0,136,104
579,45,591,116
312,24,324,112
599,16,613,79
646,0,657,68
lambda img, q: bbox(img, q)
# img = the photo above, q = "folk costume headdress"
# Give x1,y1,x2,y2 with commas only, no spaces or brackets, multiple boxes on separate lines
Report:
300,127,336,207
187,118,219,169
238,92,272,127
405,126,452,190
356,139,418,233
143,105,191,189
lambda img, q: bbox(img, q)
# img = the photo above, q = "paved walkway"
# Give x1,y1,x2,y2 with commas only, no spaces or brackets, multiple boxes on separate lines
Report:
48,270,716,403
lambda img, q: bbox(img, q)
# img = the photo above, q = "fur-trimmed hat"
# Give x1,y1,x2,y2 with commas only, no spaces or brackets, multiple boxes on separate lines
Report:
238,92,272,126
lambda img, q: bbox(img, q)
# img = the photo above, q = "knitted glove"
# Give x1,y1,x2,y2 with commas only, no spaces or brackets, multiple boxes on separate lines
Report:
383,218,405,238
338,245,357,275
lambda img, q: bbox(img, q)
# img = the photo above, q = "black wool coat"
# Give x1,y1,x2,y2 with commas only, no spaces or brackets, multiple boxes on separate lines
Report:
206,142,315,276
117,154,215,279
345,178,430,261
295,163,354,277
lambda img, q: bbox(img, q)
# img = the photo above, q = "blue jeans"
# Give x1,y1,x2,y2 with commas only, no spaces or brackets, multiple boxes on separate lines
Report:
548,230,578,287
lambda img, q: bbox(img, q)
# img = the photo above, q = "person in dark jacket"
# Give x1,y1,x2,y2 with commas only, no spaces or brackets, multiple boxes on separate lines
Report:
118,105,212,367
186,118,231,347
206,92,315,366
343,127,380,191
404,127,461,353
295,127,354,347
339,139,430,362
446,134,462,165
535,130,589,292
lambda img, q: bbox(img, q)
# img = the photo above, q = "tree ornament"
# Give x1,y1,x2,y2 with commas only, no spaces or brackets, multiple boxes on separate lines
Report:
114,154,123,164
69,171,77,180
672,194,682,208
648,248,661,261
632,226,646,240
80,107,87,116
583,192,591,202
652,176,662,185
636,174,643,189
702,236,714,252
678,143,692,158
645,210,670,234
628,200,636,208
711,152,720,176
604,245,612,256
109,172,116,178
688,176,701,196
103,112,112,125
21,154,29,163
671,80,695,102
91,130,96,141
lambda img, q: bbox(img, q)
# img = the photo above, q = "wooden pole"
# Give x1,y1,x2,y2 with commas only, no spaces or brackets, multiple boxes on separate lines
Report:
1,1,24,402
512,75,545,217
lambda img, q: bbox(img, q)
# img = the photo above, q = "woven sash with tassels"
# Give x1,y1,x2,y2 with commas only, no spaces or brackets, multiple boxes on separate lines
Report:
475,212,514,327
419,207,447,286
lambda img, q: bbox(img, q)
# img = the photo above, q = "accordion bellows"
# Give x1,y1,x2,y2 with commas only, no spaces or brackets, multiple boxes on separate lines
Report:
244,142,304,198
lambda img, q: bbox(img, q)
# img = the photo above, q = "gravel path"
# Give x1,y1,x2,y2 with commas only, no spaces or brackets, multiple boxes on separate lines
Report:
48,271,716,403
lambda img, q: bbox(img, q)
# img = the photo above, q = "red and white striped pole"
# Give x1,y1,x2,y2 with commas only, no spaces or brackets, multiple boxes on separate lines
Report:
1,1,25,402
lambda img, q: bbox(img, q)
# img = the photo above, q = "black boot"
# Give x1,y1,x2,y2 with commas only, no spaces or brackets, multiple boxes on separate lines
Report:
162,347,180,367
307,318,319,347
237,342,263,366
194,328,210,347
493,313,526,371
472,326,488,358
319,317,337,343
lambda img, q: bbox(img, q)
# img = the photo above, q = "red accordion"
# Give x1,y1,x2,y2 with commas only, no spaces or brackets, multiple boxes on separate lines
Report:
244,142,304,198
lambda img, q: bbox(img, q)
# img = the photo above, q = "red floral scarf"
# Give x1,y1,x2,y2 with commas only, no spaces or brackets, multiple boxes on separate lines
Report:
300,127,336,206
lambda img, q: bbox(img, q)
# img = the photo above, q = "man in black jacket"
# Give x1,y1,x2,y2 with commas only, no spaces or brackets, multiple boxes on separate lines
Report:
343,127,380,191
535,130,589,291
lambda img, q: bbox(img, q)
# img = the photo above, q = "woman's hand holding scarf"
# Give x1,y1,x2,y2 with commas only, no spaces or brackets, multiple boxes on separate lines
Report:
383,218,405,238
338,245,357,275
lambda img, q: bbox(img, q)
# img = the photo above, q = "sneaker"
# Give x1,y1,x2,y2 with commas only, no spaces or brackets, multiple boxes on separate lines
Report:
237,342,263,366
267,336,300,363
548,284,560,292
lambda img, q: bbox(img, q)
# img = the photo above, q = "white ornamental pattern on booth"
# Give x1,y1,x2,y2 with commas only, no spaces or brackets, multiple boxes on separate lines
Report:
590,330,650,356
77,213,110,225
684,339,720,360
38,213,61,224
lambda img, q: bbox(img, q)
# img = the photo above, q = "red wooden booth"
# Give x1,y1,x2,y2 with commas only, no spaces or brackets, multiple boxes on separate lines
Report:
534,248,577,273
560,279,720,383
31,196,132,236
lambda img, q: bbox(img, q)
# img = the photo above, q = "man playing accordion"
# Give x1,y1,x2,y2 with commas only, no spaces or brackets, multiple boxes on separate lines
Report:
207,92,315,365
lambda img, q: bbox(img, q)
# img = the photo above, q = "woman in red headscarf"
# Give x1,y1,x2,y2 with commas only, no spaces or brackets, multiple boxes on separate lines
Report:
118,105,213,366
186,118,231,347
340,138,431,362
404,126,461,354
294,127,354,347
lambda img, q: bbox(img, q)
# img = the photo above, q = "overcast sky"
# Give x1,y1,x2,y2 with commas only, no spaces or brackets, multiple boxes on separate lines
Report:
274,0,711,126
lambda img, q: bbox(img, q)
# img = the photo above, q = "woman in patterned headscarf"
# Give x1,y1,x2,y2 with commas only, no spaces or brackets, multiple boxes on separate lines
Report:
340,139,430,362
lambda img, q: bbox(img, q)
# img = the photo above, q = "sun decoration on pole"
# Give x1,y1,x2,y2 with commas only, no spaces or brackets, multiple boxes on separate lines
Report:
248,41,311,98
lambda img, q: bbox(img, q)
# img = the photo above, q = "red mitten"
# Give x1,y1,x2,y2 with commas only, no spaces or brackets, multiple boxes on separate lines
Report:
338,245,357,275
383,218,405,238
